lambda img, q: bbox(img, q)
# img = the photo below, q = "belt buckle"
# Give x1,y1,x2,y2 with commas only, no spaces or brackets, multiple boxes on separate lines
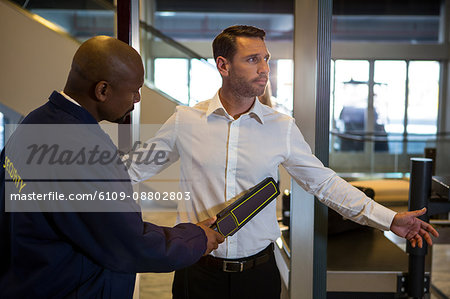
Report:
223,260,244,272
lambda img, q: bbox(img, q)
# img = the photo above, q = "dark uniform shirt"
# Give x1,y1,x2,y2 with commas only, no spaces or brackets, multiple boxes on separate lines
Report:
0,91,206,298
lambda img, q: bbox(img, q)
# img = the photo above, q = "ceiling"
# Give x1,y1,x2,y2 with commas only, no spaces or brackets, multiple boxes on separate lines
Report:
12,0,442,16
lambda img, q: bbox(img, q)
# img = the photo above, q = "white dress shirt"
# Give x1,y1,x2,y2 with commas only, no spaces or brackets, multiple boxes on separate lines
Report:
126,91,397,259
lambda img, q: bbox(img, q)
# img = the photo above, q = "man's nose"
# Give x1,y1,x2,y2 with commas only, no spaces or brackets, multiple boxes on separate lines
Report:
258,60,270,74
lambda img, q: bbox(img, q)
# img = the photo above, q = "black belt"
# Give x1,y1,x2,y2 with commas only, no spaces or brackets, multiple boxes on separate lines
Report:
198,243,274,273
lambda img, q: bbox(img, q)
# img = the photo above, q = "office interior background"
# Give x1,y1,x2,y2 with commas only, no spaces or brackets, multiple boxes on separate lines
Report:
0,0,449,298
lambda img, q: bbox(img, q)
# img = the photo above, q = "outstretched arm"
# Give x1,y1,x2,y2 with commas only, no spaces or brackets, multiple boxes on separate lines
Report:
390,208,439,248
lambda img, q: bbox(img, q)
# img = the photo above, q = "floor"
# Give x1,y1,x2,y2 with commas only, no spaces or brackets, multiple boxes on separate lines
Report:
138,208,177,299
137,202,450,299
431,238,450,299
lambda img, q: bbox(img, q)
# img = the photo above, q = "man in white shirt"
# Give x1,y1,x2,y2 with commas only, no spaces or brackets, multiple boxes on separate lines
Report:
126,26,439,299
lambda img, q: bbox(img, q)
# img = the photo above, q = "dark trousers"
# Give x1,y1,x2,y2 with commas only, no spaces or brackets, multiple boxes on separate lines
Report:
172,247,281,299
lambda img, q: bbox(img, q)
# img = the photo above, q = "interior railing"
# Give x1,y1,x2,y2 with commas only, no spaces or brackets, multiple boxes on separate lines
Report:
139,20,219,106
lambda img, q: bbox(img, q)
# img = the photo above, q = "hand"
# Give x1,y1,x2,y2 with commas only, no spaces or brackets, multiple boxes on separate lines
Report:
390,208,439,248
196,217,225,255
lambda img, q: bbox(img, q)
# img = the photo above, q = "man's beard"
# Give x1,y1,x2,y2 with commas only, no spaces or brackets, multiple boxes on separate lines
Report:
230,71,267,98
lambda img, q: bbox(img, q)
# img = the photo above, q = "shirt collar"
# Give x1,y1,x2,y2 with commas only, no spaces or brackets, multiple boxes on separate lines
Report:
60,91,81,107
206,90,265,124
48,91,98,124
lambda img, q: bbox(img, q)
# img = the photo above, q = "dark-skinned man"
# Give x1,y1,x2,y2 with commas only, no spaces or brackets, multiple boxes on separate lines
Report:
0,36,224,299
125,25,439,299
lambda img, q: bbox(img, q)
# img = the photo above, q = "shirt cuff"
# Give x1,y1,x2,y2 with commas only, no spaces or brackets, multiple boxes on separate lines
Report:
368,201,397,231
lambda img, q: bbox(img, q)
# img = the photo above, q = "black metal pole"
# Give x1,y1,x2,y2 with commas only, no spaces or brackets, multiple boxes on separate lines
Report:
117,0,131,45
407,158,432,298
116,0,132,152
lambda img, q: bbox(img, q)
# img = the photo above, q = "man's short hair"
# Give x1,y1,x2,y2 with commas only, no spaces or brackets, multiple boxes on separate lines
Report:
212,25,266,61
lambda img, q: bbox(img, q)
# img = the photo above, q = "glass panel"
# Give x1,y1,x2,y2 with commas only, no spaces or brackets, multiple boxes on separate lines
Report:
407,61,440,153
154,12,294,41
331,1,440,43
332,15,440,43
274,59,293,114
189,59,222,106
154,58,189,104
374,60,407,154
332,60,369,152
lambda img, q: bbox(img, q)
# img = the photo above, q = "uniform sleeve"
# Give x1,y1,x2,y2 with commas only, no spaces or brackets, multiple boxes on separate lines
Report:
124,111,180,184
47,111,206,273
0,150,10,274
50,211,207,273
281,120,396,231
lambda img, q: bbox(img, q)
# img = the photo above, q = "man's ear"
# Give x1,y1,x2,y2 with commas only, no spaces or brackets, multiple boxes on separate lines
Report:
94,81,109,103
216,56,230,77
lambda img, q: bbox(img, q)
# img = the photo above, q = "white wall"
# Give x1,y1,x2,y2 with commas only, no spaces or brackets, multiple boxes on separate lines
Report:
140,87,176,127
0,0,78,116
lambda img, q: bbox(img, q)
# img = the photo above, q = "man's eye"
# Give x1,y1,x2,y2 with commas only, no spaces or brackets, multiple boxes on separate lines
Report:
248,57,258,63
